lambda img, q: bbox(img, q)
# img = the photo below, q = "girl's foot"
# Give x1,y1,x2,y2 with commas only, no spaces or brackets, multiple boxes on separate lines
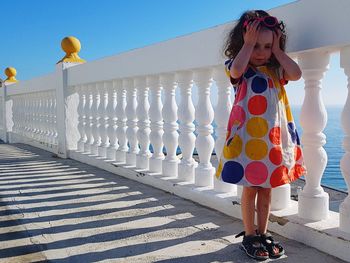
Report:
236,232,269,261
260,232,285,258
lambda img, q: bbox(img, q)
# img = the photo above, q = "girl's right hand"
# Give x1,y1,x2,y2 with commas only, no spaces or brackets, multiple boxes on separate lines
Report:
243,20,260,46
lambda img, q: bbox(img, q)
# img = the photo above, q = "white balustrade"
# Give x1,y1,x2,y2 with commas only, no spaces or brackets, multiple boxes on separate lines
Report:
148,75,164,173
98,81,110,158
177,71,197,182
213,66,235,193
135,77,151,170
106,80,119,160
161,73,179,177
194,68,215,187
125,78,139,166
77,85,87,152
340,46,350,233
115,80,128,163
298,51,330,220
84,84,94,153
91,83,101,155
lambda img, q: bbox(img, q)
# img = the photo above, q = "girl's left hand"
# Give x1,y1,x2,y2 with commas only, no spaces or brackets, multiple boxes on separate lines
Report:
272,29,282,54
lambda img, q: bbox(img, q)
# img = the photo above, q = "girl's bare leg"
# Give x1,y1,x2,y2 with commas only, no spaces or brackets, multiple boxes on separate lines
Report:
256,187,272,234
241,186,258,235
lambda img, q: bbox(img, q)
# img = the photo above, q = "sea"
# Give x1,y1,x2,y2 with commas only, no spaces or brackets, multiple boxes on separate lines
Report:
292,105,348,192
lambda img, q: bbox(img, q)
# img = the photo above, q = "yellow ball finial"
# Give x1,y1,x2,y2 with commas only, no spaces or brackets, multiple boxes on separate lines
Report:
57,36,86,64
4,67,18,83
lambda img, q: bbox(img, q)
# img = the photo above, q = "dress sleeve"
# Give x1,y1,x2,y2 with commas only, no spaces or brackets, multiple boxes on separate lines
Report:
224,58,242,86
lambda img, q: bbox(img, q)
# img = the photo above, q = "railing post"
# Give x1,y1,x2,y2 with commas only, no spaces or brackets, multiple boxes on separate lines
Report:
177,70,197,182
161,73,179,177
297,51,330,220
135,77,151,170
55,36,85,158
340,46,350,233
213,66,235,193
148,75,164,173
193,68,215,187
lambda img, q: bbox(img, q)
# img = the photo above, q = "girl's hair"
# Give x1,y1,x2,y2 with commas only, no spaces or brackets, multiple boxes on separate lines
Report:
223,10,286,69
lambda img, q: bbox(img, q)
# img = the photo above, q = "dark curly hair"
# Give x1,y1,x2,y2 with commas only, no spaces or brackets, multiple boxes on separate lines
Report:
223,10,286,69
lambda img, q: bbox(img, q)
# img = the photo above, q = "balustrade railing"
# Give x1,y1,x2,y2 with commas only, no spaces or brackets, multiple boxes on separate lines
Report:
2,0,350,260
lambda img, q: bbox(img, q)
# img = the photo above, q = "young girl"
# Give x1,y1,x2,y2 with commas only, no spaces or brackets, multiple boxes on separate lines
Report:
216,10,306,260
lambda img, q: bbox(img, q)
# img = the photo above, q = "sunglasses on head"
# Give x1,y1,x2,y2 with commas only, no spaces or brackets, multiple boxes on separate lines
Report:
243,16,284,31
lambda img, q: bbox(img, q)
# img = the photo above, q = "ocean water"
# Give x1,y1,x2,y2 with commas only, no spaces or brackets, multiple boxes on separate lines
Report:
292,106,348,192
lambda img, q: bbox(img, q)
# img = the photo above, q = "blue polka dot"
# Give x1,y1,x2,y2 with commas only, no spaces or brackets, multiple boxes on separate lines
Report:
244,68,256,79
251,77,267,93
288,122,297,143
296,130,301,145
221,161,244,184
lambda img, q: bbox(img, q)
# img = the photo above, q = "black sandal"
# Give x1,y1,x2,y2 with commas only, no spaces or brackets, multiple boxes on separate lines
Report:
260,232,285,258
235,231,269,261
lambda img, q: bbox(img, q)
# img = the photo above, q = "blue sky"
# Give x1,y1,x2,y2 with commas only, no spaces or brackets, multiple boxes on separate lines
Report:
0,0,347,106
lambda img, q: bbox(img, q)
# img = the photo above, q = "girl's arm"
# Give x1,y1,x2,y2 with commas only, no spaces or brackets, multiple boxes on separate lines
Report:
272,31,302,81
230,20,260,79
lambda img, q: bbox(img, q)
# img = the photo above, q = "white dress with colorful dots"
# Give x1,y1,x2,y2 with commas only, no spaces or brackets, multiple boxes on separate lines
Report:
216,60,306,188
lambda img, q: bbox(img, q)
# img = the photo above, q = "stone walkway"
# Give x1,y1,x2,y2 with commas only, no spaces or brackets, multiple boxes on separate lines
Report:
0,144,344,262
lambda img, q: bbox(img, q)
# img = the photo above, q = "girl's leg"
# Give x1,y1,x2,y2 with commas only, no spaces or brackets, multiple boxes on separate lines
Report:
256,187,271,234
241,186,258,235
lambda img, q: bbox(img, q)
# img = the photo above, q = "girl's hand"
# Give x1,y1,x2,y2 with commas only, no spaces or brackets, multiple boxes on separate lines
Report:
243,20,260,46
272,29,282,54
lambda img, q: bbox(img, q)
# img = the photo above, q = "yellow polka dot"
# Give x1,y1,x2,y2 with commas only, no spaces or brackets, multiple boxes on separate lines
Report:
223,134,243,159
246,117,268,138
245,139,268,160
216,160,223,178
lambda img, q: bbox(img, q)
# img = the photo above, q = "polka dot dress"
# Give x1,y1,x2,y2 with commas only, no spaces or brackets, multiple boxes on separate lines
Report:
216,59,306,188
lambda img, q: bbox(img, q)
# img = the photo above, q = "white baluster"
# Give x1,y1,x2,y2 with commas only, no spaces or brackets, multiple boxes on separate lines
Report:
177,71,197,182
85,84,94,153
194,68,215,187
98,82,110,158
91,83,101,155
77,85,87,152
148,75,164,173
115,80,128,163
48,94,55,145
44,92,51,144
125,78,139,166
161,73,179,177
213,66,235,193
136,77,151,170
106,80,119,160
340,46,350,233
53,97,58,145
298,51,330,220
12,96,18,134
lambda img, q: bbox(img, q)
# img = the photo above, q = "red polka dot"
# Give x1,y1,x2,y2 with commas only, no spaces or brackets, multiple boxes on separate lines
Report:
294,146,302,161
227,105,246,130
289,164,305,182
268,78,274,88
269,127,281,145
234,80,247,104
270,165,289,188
269,146,282,165
245,162,268,185
248,95,267,115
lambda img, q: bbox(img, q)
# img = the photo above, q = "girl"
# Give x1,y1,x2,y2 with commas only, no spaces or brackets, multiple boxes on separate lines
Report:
216,10,306,260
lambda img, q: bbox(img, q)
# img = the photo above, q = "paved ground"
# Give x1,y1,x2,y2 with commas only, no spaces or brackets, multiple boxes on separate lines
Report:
0,144,344,263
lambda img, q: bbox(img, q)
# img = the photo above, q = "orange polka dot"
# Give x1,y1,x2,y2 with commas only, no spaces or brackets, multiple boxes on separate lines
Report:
270,165,289,187
294,146,302,161
269,127,281,145
269,146,282,165
248,95,267,115
289,164,305,182
245,139,268,160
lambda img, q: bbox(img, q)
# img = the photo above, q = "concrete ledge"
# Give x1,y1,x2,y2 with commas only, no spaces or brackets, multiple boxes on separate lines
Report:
69,150,350,262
